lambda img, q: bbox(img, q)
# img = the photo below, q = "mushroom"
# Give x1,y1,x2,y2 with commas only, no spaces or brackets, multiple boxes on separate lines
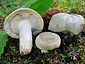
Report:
48,13,84,36
4,8,44,55
35,32,61,53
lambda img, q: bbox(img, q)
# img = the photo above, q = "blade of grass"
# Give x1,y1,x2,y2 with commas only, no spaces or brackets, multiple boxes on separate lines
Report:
0,7,8,17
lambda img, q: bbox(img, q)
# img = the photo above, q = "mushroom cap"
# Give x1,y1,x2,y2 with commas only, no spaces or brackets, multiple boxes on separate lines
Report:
48,13,84,35
4,8,44,38
35,32,61,50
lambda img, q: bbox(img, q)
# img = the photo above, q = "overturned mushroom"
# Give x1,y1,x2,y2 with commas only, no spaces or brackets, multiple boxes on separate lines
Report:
35,32,61,53
4,8,44,55
48,13,84,36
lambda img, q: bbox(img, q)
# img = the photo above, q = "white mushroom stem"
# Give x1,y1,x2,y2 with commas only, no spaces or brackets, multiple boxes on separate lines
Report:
18,20,32,55
70,33,74,37
41,50,49,53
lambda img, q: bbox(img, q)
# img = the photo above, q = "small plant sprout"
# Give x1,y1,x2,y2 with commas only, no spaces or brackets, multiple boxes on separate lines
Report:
4,8,44,55
69,49,79,60
35,32,61,53
48,13,84,36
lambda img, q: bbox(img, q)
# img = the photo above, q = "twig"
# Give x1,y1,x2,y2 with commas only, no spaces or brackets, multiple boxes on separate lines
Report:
62,39,66,51
0,16,6,19
53,54,60,61
75,41,85,46
53,49,61,61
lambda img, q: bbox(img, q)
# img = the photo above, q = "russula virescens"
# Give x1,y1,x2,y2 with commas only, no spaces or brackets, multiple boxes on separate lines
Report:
4,8,44,55
48,13,84,36
35,32,61,53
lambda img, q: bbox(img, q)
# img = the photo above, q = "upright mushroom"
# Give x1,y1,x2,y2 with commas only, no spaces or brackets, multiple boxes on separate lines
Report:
48,13,84,35
35,32,61,53
4,8,44,55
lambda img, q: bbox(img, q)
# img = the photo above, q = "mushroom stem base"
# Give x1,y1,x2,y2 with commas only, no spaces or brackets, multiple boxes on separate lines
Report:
18,20,32,55
41,50,49,53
